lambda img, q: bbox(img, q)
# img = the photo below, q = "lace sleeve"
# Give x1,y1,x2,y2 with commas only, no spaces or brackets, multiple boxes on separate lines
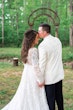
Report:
31,48,39,66
31,48,44,84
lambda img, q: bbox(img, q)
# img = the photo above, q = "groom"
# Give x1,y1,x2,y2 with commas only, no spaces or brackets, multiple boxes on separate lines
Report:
38,23,64,110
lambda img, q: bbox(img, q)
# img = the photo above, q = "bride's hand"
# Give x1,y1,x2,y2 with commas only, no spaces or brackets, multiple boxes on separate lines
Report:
37,81,45,87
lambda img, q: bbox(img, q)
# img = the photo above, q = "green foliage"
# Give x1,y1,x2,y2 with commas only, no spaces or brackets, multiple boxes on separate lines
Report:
62,47,73,62
0,0,72,46
59,26,69,46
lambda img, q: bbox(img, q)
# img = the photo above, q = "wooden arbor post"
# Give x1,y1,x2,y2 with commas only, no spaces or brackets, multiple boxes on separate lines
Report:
55,25,59,37
28,8,60,37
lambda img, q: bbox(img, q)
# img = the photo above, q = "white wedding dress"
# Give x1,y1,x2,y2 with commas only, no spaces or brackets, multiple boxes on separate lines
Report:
1,48,49,110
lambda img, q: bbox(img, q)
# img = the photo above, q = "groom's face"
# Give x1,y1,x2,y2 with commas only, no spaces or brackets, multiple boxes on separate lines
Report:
38,27,45,38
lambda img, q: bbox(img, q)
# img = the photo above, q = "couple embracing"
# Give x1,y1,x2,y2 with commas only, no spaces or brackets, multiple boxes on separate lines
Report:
2,23,64,110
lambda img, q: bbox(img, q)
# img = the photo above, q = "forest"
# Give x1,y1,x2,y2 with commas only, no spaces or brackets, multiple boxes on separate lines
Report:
0,0,73,47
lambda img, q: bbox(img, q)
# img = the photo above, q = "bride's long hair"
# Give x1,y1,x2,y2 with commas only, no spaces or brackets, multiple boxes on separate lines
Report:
21,29,38,63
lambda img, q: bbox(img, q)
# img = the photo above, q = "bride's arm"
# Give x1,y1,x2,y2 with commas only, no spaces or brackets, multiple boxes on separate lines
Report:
31,48,45,87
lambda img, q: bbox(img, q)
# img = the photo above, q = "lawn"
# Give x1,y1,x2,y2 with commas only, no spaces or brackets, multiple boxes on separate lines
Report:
0,47,21,60
0,62,23,109
0,46,73,62
0,47,73,110
63,69,73,110
0,63,73,110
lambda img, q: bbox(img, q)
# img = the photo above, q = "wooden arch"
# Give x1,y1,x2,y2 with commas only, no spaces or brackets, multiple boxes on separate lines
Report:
28,8,60,37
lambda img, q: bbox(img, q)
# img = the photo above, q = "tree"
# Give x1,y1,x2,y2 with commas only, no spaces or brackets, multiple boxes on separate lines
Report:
70,0,73,47
0,0,72,46
2,0,4,47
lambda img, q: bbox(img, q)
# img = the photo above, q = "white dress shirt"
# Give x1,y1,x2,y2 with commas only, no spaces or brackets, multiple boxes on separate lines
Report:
38,34,64,85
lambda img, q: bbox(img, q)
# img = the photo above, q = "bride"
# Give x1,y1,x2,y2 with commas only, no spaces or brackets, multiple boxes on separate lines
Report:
1,29,49,110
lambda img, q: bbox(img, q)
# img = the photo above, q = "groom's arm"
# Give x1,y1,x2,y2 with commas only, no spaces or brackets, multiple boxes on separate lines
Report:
38,44,47,84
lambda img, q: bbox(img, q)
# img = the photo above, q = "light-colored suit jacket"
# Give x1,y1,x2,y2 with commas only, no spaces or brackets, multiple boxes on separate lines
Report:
38,34,64,85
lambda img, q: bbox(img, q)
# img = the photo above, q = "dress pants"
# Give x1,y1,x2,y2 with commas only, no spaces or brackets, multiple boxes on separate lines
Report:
45,80,64,110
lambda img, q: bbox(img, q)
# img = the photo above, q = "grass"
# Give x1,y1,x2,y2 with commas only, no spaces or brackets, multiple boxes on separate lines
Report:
63,69,73,110
0,47,21,60
0,62,23,109
0,61,73,110
0,46,73,62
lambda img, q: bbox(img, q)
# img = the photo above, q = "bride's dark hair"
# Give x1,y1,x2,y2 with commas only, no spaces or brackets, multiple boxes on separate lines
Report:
21,29,38,63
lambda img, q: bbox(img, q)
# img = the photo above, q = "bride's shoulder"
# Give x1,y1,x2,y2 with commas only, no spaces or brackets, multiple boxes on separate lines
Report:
29,47,38,52
28,47,38,56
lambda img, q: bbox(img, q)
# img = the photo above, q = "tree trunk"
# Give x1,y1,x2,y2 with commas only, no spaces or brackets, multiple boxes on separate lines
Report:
70,0,73,47
55,0,59,37
2,0,4,47
16,11,19,47
48,1,51,24
70,25,73,46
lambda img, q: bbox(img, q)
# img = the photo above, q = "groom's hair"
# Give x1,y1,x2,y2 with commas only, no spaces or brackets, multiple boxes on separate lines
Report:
39,23,51,33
